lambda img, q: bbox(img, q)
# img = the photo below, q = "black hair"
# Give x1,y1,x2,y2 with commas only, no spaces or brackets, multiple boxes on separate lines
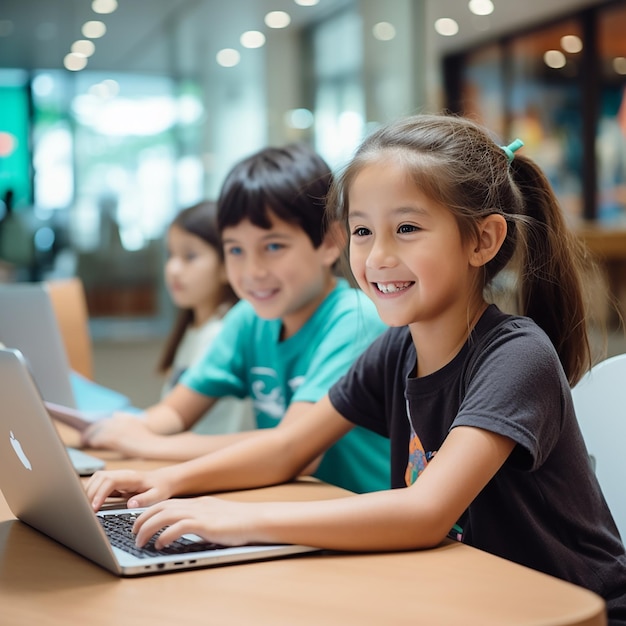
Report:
216,143,333,248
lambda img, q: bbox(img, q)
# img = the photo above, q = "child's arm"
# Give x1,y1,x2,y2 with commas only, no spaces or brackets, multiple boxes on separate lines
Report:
82,384,215,452
82,418,267,460
85,395,352,510
143,383,216,433
86,397,515,554
152,401,325,472
133,425,515,552
84,393,322,464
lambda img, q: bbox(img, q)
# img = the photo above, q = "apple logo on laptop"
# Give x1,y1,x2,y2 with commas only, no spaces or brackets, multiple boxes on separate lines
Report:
10,431,32,470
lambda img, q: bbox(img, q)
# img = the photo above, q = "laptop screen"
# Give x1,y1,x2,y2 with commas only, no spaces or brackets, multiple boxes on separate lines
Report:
0,283,76,407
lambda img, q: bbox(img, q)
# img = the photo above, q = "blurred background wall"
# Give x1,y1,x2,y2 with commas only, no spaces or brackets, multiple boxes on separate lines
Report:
0,0,625,402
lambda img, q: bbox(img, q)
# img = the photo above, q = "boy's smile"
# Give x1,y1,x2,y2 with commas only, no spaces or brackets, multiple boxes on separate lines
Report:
222,210,339,339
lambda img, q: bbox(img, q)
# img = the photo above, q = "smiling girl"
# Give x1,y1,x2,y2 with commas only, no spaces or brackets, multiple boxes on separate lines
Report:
86,115,626,622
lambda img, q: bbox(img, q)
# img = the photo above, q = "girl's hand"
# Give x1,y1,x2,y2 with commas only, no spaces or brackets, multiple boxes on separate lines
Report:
132,497,256,549
85,467,176,511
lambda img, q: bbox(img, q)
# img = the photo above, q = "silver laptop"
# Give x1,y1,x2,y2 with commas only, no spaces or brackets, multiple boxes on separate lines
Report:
0,283,125,475
0,348,319,576
0,282,129,411
0,282,77,407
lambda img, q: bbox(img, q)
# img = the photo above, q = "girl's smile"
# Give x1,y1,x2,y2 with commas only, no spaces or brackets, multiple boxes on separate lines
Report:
374,281,414,295
348,157,478,330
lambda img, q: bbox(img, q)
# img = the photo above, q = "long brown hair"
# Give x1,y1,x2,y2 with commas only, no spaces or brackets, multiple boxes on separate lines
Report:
329,113,595,386
157,201,237,374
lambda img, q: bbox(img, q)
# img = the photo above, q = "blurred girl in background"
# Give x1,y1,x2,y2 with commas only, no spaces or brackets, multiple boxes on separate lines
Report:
158,201,254,434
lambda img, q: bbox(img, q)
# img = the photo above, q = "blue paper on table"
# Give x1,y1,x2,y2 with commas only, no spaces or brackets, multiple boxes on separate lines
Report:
70,371,132,414
45,373,141,431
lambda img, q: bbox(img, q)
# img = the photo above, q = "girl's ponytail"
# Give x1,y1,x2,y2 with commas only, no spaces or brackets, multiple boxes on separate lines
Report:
511,155,593,386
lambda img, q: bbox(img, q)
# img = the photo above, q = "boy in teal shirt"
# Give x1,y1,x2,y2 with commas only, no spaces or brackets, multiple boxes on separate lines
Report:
83,144,389,493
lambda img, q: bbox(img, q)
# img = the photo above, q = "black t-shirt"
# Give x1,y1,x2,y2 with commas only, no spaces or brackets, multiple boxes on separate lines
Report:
329,305,626,622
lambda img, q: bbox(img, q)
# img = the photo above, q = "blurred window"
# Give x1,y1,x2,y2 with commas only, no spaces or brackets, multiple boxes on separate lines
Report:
460,44,505,137
310,7,365,169
597,2,626,224
451,18,586,222
32,71,204,252
0,70,31,207
508,19,584,221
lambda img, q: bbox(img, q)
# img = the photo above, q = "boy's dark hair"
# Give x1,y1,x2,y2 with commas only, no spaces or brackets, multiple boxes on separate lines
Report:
216,143,333,248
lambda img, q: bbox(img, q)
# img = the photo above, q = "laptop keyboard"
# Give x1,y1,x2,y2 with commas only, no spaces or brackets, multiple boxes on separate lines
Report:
98,512,224,559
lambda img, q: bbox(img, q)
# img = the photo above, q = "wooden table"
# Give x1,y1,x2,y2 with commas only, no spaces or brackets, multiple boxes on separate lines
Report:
0,437,607,625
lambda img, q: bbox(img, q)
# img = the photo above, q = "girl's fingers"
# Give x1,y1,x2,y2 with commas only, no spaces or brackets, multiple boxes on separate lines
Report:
133,500,222,548
126,487,162,509
85,470,146,510
133,504,174,547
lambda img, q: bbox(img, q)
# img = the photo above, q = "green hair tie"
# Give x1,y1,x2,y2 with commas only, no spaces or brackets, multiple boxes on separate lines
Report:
501,138,524,163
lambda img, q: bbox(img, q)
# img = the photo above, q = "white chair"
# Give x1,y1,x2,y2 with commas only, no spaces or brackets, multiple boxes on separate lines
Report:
571,353,626,540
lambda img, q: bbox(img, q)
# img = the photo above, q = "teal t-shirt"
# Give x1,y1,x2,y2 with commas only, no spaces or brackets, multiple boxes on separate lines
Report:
181,278,390,493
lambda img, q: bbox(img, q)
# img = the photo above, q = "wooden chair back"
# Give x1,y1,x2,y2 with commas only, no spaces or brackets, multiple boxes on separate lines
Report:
46,277,94,380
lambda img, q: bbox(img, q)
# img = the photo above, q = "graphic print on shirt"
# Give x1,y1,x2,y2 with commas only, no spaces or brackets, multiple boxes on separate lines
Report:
250,367,305,424
288,375,305,393
404,400,463,541
404,418,430,487
250,367,284,420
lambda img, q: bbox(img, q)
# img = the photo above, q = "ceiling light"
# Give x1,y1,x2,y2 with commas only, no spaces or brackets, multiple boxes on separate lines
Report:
561,34,582,54
240,30,266,49
92,0,117,14
89,84,108,98
265,11,291,29
544,50,566,69
372,22,396,41
216,48,240,67
64,53,88,71
294,0,319,6
614,57,626,75
71,40,95,57
82,21,106,38
468,0,494,16
434,18,459,37
89,79,120,99
285,108,314,129
177,95,204,124
32,74,55,97
102,79,120,95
